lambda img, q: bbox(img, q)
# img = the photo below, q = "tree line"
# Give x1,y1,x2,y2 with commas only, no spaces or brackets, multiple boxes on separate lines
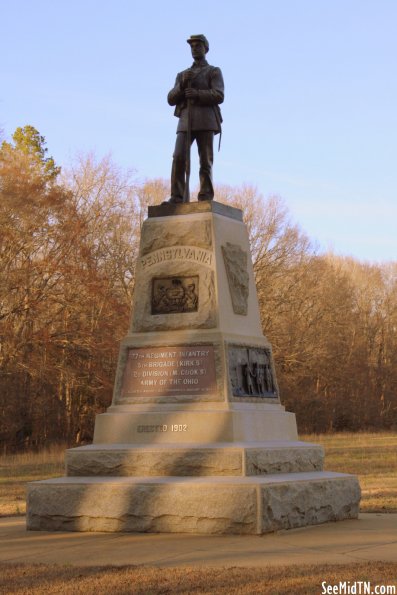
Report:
1,127,396,451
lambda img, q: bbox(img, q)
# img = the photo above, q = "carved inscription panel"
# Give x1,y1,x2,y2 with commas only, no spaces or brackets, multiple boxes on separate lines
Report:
141,246,213,270
121,345,217,398
228,345,278,399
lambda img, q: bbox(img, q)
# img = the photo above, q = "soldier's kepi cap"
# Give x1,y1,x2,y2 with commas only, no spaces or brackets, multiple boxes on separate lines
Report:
187,34,209,52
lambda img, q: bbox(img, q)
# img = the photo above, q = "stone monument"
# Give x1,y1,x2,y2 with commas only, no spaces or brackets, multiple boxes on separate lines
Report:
27,34,360,534
27,200,360,534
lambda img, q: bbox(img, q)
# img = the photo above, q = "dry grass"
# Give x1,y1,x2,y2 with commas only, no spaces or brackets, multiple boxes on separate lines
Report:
0,432,396,516
302,432,397,513
0,562,396,595
0,446,65,516
1,436,396,593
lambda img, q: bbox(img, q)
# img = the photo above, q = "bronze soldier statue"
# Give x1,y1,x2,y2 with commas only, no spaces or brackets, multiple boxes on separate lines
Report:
166,34,224,203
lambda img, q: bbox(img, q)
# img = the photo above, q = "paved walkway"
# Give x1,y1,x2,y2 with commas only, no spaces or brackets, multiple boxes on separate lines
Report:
1,514,396,568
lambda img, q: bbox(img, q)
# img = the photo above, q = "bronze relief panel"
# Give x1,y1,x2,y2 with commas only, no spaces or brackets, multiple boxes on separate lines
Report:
152,276,199,315
228,345,278,399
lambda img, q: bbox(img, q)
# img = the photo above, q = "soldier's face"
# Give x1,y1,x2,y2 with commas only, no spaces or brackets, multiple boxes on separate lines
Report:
190,41,206,60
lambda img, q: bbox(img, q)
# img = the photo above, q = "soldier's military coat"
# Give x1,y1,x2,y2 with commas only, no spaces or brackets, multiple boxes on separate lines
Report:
167,59,224,133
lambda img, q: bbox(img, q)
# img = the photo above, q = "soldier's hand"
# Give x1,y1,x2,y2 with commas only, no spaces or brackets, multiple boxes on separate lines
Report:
185,88,199,100
182,69,194,85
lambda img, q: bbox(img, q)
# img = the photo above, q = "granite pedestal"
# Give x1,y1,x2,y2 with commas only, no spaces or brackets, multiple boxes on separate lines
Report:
27,202,360,534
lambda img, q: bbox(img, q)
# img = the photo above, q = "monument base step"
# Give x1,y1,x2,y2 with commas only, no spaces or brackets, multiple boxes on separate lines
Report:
65,441,324,477
27,472,360,535
93,408,298,444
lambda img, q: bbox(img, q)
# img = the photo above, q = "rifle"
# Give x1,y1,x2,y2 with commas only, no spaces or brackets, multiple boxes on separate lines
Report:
183,79,192,203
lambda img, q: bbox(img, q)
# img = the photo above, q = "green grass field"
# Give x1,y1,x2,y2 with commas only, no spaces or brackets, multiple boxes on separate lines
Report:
1,432,396,516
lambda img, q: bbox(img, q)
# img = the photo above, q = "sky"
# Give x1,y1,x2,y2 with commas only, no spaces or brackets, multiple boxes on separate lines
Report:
1,0,397,263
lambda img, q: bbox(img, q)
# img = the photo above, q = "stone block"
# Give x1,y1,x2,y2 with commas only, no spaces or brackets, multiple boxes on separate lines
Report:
27,478,258,534
130,206,262,338
66,445,243,477
246,445,324,475
65,441,323,477
27,472,360,535
92,408,298,444
260,474,361,533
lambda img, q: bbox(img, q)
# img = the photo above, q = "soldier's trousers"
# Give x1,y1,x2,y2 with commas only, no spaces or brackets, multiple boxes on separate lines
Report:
171,131,214,201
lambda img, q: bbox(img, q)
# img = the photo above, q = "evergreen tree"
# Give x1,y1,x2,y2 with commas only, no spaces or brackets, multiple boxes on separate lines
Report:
1,125,60,181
